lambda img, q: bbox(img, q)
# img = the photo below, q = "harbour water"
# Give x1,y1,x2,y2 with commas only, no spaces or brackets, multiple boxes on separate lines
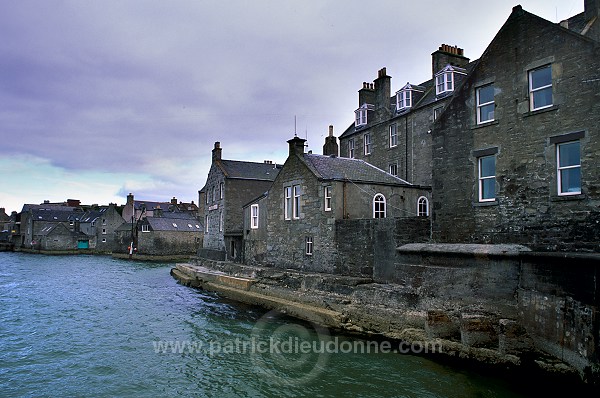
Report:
0,253,577,397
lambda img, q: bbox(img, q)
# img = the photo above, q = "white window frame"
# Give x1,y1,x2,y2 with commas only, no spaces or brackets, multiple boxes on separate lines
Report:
284,186,292,220
205,215,209,233
348,139,355,158
529,65,553,111
355,104,370,127
433,106,443,121
324,186,332,211
389,124,397,148
219,182,224,199
219,212,223,232
557,141,581,196
436,72,453,95
373,194,386,219
478,155,496,202
293,185,301,219
396,90,411,110
250,204,259,229
476,84,495,124
417,196,429,217
141,224,149,232
389,163,398,176
101,238,106,243
305,236,313,256
363,133,371,155
102,228,107,235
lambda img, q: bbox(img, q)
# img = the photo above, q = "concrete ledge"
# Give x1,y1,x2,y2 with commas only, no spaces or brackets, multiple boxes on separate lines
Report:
398,243,532,256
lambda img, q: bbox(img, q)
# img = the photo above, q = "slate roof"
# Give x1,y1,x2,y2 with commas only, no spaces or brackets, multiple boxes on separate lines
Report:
79,208,108,223
146,217,202,232
217,159,281,181
30,209,77,222
339,60,477,139
302,154,412,186
134,200,173,211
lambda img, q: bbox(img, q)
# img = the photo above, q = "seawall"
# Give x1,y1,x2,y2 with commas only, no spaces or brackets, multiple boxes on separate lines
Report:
171,244,600,389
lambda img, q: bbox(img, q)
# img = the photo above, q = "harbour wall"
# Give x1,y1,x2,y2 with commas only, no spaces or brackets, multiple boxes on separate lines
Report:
172,244,600,387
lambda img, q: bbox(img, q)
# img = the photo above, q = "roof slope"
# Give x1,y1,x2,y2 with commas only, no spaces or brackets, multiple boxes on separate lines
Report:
302,154,412,186
217,159,281,181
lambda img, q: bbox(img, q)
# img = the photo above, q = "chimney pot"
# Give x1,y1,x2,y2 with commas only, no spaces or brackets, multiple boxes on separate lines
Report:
328,125,334,137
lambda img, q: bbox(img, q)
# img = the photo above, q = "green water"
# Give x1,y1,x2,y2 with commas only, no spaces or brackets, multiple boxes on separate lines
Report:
0,253,564,397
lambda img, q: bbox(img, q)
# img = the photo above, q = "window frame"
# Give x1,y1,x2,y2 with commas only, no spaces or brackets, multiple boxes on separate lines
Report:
355,105,368,127
476,84,495,124
389,124,397,148
417,196,429,217
373,194,387,219
348,139,355,158
284,186,292,220
478,155,496,202
389,163,398,176
305,236,313,256
557,141,581,196
363,133,371,155
219,182,224,199
141,224,149,233
396,90,411,110
293,185,301,219
436,72,454,95
250,204,259,229
324,186,332,211
529,65,553,111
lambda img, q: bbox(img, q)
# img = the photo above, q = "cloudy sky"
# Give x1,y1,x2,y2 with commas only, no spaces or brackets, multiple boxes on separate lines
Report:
0,0,583,214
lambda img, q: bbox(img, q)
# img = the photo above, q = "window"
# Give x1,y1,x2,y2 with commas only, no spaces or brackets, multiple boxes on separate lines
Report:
557,141,581,195
102,218,106,225
433,107,443,121
478,155,496,202
373,194,386,218
389,163,398,176
284,186,292,220
219,212,223,232
141,224,149,232
212,186,216,203
91,221,96,227
250,204,259,229
436,72,453,95
389,124,397,147
417,196,429,217
293,185,301,219
355,104,372,127
364,133,371,155
205,190,209,204
324,186,332,211
205,215,209,233
348,139,355,158
305,236,313,256
476,85,495,124
397,90,411,110
435,65,466,96
102,228,107,235
529,65,552,111
219,182,224,199
101,238,106,243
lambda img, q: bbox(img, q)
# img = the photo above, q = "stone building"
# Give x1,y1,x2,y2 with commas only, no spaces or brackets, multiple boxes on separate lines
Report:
15,203,82,249
432,3,600,252
338,45,472,187
134,211,202,256
78,204,126,253
199,141,281,262
243,136,431,275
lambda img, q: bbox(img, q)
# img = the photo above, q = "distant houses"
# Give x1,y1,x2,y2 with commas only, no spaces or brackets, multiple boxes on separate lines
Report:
4,194,202,256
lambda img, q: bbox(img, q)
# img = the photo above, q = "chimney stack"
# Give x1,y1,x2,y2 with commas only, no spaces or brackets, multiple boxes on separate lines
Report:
171,197,177,205
212,141,222,162
431,44,469,77
323,125,339,157
288,136,306,157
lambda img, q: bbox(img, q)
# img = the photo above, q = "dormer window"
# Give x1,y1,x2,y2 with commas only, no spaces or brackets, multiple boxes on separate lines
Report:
355,103,374,127
396,83,424,111
435,65,467,96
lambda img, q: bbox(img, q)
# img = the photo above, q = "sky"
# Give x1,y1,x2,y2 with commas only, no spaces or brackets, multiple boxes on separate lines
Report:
0,0,584,214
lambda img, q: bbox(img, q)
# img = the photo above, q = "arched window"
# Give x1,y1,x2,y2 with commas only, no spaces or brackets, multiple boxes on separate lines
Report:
373,194,386,218
417,196,429,217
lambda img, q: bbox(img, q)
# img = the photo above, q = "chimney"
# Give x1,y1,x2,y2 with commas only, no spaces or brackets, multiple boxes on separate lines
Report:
358,81,375,107
171,197,177,205
66,199,80,207
374,67,391,114
288,136,307,157
154,206,163,217
431,44,469,77
127,193,134,205
212,141,222,162
323,125,339,156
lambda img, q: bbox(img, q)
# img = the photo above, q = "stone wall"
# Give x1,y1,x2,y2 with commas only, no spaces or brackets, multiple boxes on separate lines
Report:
432,7,600,252
138,231,199,255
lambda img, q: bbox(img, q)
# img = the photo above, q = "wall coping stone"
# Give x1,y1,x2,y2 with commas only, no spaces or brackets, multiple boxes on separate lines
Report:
397,243,532,256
